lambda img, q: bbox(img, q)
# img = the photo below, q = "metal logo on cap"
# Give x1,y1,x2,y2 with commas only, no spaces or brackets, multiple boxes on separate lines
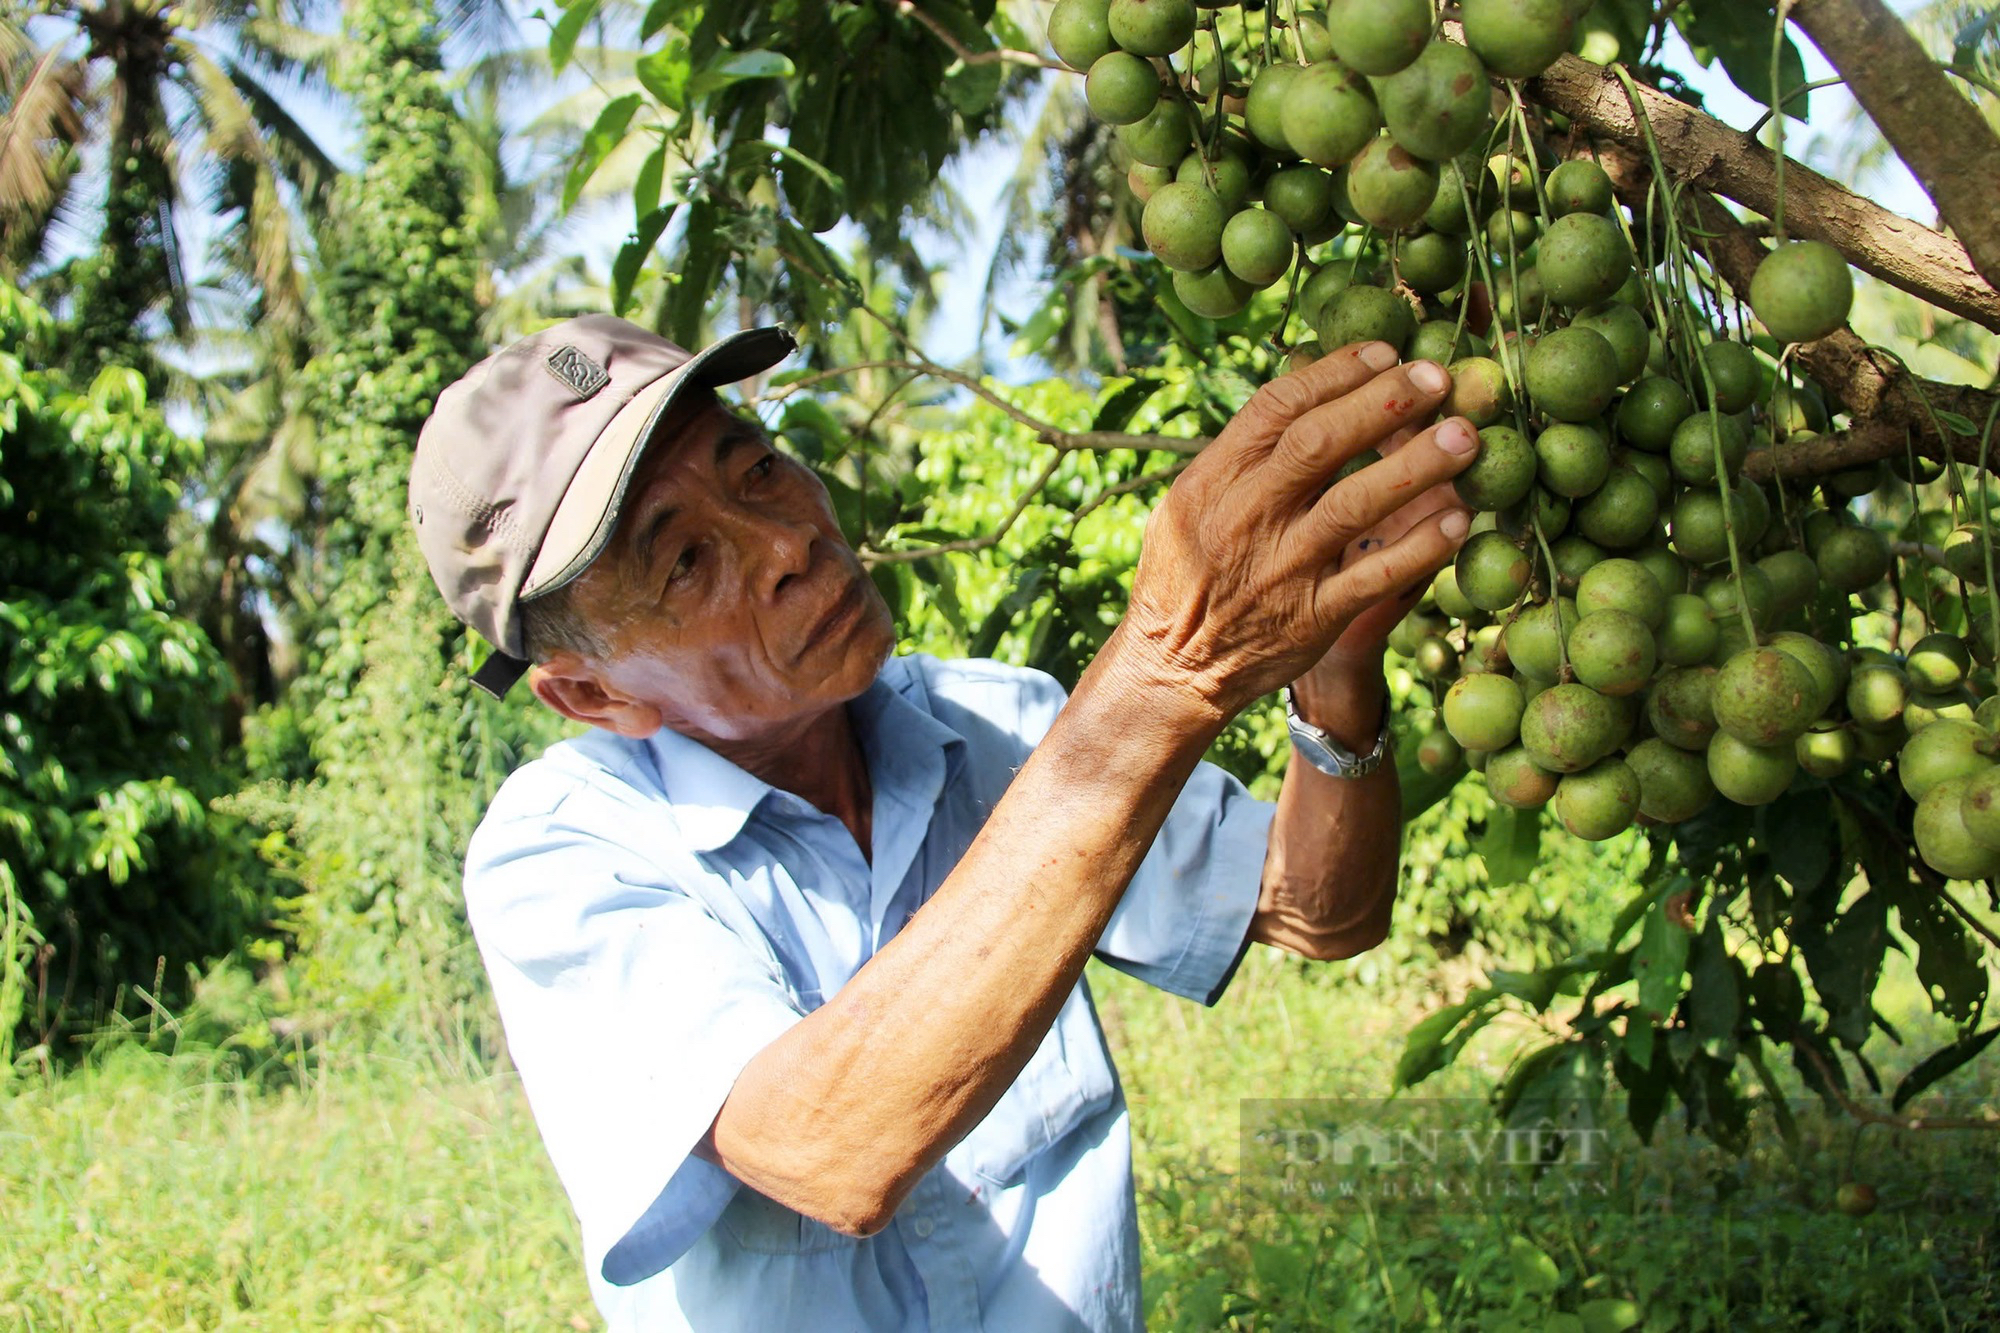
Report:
544,345,610,400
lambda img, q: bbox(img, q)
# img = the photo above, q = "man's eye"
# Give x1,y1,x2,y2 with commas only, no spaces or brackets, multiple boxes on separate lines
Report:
668,548,697,583
748,453,776,482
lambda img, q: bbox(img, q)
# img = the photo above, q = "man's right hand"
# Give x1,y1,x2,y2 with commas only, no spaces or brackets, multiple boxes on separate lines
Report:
1114,340,1481,724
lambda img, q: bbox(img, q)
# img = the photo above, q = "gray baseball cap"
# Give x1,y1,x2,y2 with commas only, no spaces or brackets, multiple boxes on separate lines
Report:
410,314,797,698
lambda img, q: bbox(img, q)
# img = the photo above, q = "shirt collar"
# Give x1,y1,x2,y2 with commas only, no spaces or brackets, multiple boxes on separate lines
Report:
643,656,967,854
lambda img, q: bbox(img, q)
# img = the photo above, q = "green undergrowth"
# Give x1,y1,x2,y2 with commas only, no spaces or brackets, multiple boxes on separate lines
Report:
1,947,1992,1330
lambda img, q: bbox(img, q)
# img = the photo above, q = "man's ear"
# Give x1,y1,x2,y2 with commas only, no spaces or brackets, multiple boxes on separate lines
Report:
527,654,664,739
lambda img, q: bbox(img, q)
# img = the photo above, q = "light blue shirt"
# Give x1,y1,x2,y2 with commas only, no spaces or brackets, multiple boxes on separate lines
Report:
463,653,1273,1332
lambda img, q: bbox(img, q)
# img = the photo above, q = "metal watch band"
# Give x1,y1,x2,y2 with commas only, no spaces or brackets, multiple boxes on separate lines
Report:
1284,685,1391,779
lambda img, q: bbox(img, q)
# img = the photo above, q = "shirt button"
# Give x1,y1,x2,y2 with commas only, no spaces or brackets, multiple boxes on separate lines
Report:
912,1216,934,1239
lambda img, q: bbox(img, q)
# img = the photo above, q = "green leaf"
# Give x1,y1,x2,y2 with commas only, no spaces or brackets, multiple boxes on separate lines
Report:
1578,1298,1643,1333
1892,1025,2000,1112
1884,873,1989,1025
563,92,640,212
1935,409,1980,437
1760,788,1832,892
687,49,796,99
1476,803,1541,887
1508,1237,1562,1294
1799,889,1889,1049
1395,993,1499,1089
1680,0,1811,122
1743,1040,1801,1153
1633,897,1691,1022
611,204,676,317
636,37,691,111
665,198,723,348
1687,919,1744,1058
548,0,604,74
742,138,846,197
639,0,690,41
1092,377,1165,434
634,140,668,219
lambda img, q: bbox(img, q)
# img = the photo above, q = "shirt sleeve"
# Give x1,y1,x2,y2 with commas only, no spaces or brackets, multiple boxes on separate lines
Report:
463,787,805,1287
1002,665,1272,1007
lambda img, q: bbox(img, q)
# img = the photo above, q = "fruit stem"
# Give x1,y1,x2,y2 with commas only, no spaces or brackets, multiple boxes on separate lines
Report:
1770,1,1794,243
1529,515,1572,681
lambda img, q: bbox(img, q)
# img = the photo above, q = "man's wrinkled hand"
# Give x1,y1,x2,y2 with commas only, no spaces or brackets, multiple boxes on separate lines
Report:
1116,340,1480,721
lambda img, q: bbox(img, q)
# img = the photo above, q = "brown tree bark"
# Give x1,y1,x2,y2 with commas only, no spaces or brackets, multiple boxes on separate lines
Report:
1788,0,2000,293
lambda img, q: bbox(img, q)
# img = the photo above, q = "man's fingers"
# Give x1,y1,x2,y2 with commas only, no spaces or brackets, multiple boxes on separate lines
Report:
1224,341,1401,454
1304,416,1482,553
1271,359,1453,483
1316,508,1472,630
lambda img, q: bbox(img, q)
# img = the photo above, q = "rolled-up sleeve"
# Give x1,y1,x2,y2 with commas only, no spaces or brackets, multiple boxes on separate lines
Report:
464,791,804,1288
997,665,1272,1007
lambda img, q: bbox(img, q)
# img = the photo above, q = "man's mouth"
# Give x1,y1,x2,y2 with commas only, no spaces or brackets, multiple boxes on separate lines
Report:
798,577,864,660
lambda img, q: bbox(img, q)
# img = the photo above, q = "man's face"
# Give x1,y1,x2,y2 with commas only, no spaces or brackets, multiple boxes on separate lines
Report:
557,397,896,743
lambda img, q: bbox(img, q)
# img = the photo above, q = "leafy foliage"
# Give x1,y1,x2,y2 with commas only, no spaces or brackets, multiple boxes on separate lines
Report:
0,288,269,1062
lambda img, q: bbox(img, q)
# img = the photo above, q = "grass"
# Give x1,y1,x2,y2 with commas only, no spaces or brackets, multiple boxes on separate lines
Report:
0,948,1993,1330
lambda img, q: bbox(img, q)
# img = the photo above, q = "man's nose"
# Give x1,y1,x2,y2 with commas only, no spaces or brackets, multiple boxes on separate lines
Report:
739,507,817,598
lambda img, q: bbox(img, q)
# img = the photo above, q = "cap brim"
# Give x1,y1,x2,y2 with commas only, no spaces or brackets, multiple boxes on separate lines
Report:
519,325,796,601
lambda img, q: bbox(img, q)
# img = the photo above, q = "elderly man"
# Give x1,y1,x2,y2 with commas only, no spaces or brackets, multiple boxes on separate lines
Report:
410,315,1475,1331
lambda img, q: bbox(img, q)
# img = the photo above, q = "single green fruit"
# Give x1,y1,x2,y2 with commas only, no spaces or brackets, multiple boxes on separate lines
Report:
1656,593,1718,667
1906,632,1972,693
1176,148,1254,211
1375,41,1495,161
1619,450,1674,505
1387,607,1448,657
1466,623,1512,675
1522,681,1625,772
1698,340,1761,414
1536,212,1632,308
1846,662,1908,729
1669,410,1749,486
1750,239,1854,346
1711,646,1823,746
1916,773,2000,879
1326,0,1432,75
1507,597,1580,680
1263,165,1336,233
1107,0,1196,57
1245,63,1305,155
1647,665,1718,750
1409,319,1480,365
1549,534,1605,595
1568,608,1657,697
1833,1182,1880,1218
1572,301,1649,385
1221,208,1294,286
1670,484,1760,566
1127,163,1173,202
1117,99,1195,166
1903,687,1978,731
1796,724,1858,779
1616,376,1694,453
1555,758,1641,839
1297,15,1336,62
1417,728,1465,776
1756,549,1820,618
1766,629,1846,714
1316,284,1416,355
1534,422,1611,499
1526,326,1621,423
1086,52,1162,124
1957,765,2000,851
1707,731,1798,806
1487,743,1561,808
1577,557,1666,627
1898,718,1993,802
1573,465,1661,550
1443,356,1513,427
1496,484,1572,541
1399,231,1469,293
1444,672,1527,751
1172,264,1254,318
1455,529,1534,611
1627,737,1716,821
1815,524,1891,593
1545,157,1613,215
1821,460,1888,501
1423,159,1476,234
1049,0,1116,70
1299,263,1360,329
1432,565,1480,619
1463,0,1578,78
1142,181,1227,271
1281,63,1381,168
1455,425,1538,511
1346,135,1440,232
1415,632,1460,680
1485,208,1542,257
1700,568,1776,636
1635,543,1689,596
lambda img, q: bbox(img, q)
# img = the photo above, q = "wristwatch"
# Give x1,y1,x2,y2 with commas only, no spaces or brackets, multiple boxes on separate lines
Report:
1284,685,1392,779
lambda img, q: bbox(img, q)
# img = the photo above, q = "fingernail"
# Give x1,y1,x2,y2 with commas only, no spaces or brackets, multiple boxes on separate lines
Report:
1437,419,1478,455
1441,510,1471,539
1358,342,1398,371
1408,360,1450,394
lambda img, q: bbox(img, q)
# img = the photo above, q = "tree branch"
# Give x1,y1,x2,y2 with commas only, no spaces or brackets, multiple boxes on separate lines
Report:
1512,37,2000,332
751,357,1209,456
1788,0,2000,293
861,451,1065,566
1793,1037,2000,1132
1582,139,2000,469
894,1,1068,71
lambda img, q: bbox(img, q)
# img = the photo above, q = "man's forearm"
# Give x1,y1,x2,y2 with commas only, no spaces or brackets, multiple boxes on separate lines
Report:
1250,657,1404,959
705,628,1227,1234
